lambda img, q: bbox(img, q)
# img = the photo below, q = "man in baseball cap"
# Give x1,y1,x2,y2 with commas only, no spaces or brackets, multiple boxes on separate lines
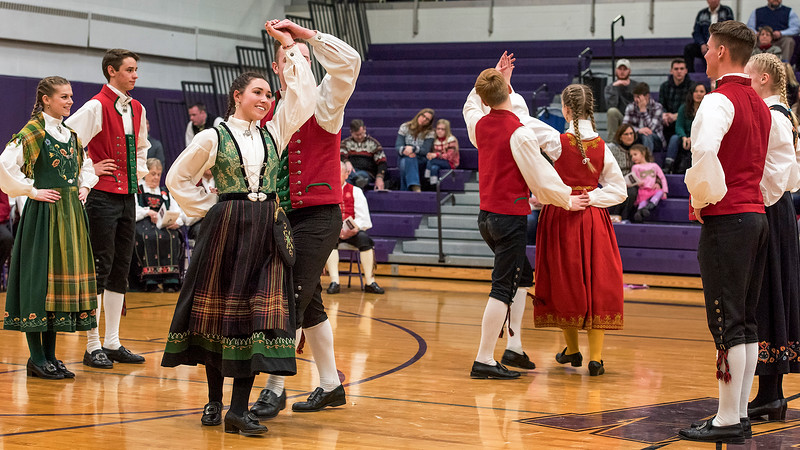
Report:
605,58,639,139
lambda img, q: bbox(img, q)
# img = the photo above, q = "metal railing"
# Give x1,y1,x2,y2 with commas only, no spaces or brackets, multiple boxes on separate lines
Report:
577,47,592,84
308,0,370,60
610,15,625,82
435,169,456,263
532,83,549,116
209,63,243,115
180,81,220,118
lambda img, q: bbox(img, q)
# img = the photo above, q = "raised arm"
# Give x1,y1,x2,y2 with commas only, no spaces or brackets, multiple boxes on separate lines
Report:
165,129,219,218
463,88,486,149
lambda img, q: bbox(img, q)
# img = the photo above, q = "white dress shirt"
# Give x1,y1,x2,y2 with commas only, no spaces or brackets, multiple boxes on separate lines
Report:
760,95,798,206
564,120,628,208
167,48,316,217
0,113,98,199
346,182,372,230
185,117,225,147
64,83,150,182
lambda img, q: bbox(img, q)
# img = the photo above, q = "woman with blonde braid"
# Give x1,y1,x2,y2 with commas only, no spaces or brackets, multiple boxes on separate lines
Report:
533,84,627,376
743,52,800,422
0,76,98,379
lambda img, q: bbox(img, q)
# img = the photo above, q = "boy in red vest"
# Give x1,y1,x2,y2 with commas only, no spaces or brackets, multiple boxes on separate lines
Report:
679,21,770,445
66,48,149,369
463,63,582,379
251,19,360,418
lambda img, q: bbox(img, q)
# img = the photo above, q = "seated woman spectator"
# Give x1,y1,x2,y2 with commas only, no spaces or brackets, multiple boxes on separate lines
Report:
606,123,641,221
130,158,184,292
396,108,435,191
666,83,707,174
425,119,459,185
752,26,782,56
629,144,668,223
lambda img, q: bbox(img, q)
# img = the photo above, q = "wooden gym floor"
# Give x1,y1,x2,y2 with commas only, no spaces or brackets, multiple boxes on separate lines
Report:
1,272,799,449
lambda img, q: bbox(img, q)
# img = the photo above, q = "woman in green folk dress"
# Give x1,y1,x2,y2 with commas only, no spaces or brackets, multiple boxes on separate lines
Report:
0,76,98,380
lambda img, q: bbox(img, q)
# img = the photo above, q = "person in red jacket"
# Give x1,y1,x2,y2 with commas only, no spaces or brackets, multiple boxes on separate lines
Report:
462,56,577,380
678,20,771,445
66,48,149,369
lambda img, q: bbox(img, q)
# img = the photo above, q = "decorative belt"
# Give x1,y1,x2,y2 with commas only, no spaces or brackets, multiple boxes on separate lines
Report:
219,192,277,202
570,185,597,194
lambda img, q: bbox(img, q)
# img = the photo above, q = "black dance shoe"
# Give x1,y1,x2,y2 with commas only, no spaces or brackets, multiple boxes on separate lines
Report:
555,348,583,367
363,282,385,294
748,398,788,422
500,349,536,370
679,418,745,444
469,361,521,379
224,411,267,436
690,416,751,439
83,350,113,369
26,359,64,379
51,360,75,378
326,282,340,294
588,360,605,376
103,346,145,364
250,389,286,419
292,385,346,412
201,401,223,426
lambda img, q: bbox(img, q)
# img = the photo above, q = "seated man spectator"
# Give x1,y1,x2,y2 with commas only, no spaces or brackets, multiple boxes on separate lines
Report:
623,83,665,156
604,59,639,139
340,119,387,190
747,0,800,61
184,102,223,146
146,119,165,168
752,25,783,55
658,59,694,147
684,0,735,72
325,162,384,295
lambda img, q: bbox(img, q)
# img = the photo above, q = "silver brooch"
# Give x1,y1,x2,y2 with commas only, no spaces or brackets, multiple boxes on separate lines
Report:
247,192,268,202
244,129,252,137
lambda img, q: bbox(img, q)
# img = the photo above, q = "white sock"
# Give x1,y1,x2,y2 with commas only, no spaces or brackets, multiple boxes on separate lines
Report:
102,290,125,350
713,344,746,427
505,288,527,354
361,249,375,285
303,320,340,392
265,375,285,396
86,293,103,353
325,250,340,284
475,297,508,366
740,342,758,418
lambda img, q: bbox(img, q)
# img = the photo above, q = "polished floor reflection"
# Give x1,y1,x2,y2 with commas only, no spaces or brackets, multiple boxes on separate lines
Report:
1,276,799,449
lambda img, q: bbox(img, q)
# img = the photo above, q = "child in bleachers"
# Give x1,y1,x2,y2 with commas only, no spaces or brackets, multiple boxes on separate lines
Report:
425,118,459,185
629,144,669,223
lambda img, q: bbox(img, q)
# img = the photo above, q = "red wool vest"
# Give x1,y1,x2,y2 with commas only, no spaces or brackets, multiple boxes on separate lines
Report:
88,85,142,195
702,76,770,216
476,109,530,215
0,190,10,223
340,183,355,220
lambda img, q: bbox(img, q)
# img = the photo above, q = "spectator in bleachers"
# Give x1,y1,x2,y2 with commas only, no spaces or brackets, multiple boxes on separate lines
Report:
340,119,386,190
184,102,223,146
684,0,735,73
146,119,165,168
658,59,694,149
607,124,641,221
130,158,183,293
604,59,639,140
396,108,435,192
667,83,707,174
425,119,459,185
623,83,665,156
752,26,783,56
325,162,384,295
629,144,668,223
747,0,800,62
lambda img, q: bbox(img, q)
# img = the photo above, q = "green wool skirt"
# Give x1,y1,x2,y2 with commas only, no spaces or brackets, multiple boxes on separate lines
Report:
3,187,97,332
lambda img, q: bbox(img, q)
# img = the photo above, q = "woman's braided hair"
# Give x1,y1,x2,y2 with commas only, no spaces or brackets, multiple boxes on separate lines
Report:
561,84,597,172
30,76,70,119
749,52,799,149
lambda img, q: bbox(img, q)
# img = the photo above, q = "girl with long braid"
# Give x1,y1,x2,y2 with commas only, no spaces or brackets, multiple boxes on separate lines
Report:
742,52,800,422
533,84,627,376
161,21,316,436
0,76,99,379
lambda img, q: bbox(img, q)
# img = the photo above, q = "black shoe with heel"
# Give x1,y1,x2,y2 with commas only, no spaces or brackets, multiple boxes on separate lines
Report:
51,360,75,378
83,349,113,369
748,398,788,422
201,401,223,426
555,348,583,367
224,411,267,436
679,418,745,444
292,385,346,412
26,359,64,379
588,360,605,376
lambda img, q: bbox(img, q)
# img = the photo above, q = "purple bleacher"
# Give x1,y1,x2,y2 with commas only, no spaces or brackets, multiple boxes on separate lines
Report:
354,74,571,93
383,168,468,191
366,191,439,214
349,91,473,110
649,198,691,223
613,223,700,250
459,149,478,170
373,238,397,263
689,72,711,86
370,213,423,237
665,174,689,198
618,248,700,275
361,57,576,75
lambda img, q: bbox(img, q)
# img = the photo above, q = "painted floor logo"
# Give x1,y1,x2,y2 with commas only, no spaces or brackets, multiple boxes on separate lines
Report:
519,398,800,447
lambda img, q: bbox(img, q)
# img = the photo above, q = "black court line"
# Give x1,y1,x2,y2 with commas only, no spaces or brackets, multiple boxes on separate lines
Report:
0,309,428,437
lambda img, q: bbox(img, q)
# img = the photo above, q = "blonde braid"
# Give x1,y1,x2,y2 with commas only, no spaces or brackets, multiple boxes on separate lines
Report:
563,84,597,173
751,53,799,148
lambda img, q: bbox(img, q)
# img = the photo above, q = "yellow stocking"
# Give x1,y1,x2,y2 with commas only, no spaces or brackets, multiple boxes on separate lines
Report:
587,329,605,362
562,328,580,355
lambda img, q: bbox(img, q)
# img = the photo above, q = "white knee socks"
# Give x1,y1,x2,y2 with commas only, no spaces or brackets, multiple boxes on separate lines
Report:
102,290,125,350
304,320,340,392
713,344,746,427
326,250,340,284
505,288,527,354
361,249,375,285
475,297,508,365
740,342,758,419
265,329,302,395
86,293,103,353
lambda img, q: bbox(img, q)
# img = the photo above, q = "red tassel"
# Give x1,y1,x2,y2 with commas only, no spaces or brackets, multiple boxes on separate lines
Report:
121,299,127,317
498,305,513,338
296,331,306,355
715,349,730,383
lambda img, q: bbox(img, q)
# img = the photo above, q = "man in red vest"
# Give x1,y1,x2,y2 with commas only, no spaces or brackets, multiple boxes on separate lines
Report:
66,48,149,369
463,62,578,380
679,21,770,445
251,20,360,418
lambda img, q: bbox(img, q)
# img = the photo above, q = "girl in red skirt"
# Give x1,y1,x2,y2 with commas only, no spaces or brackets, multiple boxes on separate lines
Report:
534,84,627,376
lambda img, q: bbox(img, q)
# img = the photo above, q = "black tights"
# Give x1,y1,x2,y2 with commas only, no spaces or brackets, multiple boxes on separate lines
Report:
751,374,784,407
205,365,255,415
